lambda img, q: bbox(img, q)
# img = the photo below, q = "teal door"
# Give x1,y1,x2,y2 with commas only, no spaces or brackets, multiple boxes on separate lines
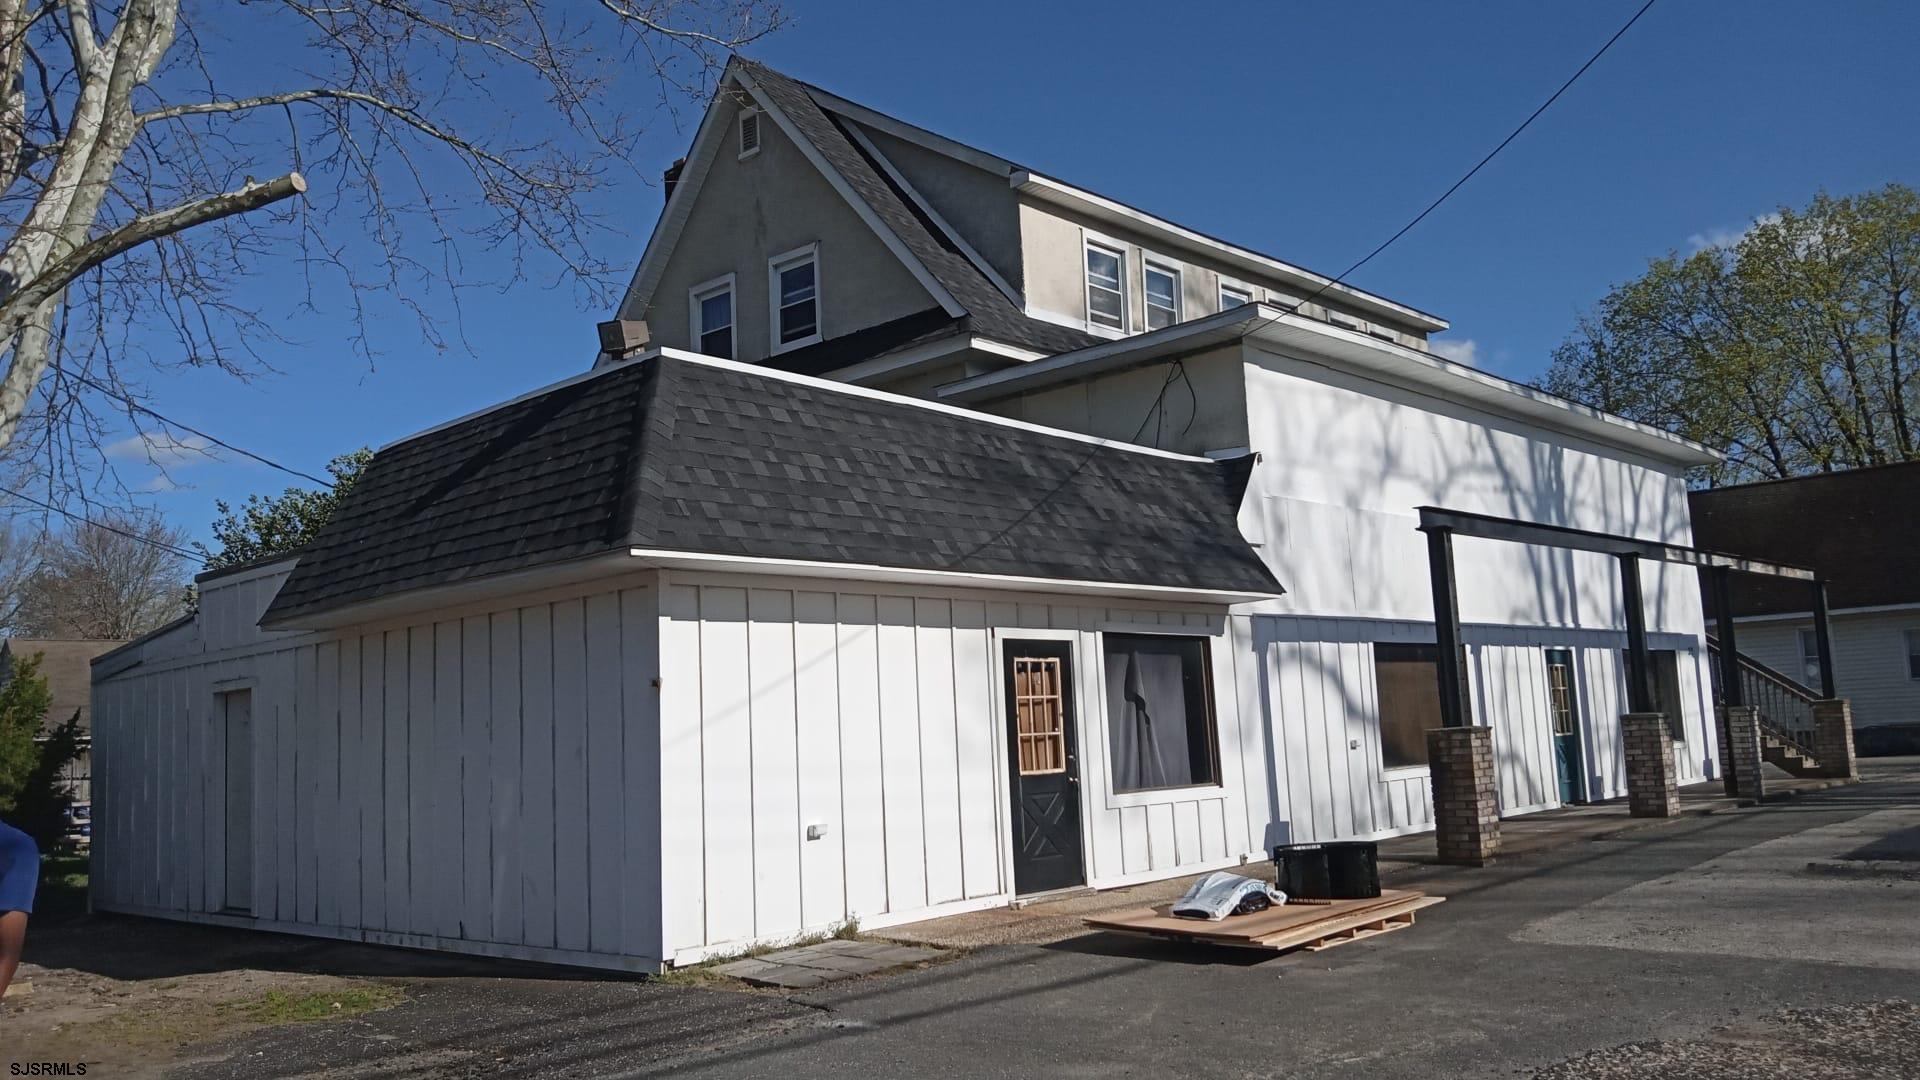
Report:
1546,650,1585,805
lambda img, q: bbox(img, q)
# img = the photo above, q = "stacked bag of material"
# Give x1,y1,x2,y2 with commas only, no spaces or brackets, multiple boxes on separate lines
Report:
1169,871,1287,921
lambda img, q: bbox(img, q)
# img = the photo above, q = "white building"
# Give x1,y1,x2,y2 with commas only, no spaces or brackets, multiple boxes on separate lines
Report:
94,60,1724,971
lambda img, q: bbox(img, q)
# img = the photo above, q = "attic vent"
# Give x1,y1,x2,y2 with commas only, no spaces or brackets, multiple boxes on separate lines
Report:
739,110,761,159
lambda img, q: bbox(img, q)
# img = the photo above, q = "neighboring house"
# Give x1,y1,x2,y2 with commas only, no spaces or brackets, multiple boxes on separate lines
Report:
1690,461,1920,751
92,59,1725,972
2,636,130,803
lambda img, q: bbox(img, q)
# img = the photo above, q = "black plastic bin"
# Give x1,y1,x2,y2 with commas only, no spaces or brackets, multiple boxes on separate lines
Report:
1272,841,1381,900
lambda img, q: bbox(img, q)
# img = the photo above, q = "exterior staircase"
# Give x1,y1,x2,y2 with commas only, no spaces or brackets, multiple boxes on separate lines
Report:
1705,635,1826,775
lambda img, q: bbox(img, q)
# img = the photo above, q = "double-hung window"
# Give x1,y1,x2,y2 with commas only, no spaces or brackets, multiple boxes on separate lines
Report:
1085,241,1126,331
1103,634,1219,792
1798,628,1825,693
1219,283,1253,310
769,245,820,351
689,275,734,359
1143,261,1181,330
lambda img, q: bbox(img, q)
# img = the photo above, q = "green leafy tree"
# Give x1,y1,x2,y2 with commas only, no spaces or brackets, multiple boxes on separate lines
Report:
1544,183,1920,484
197,449,374,571
11,710,85,850
0,651,52,813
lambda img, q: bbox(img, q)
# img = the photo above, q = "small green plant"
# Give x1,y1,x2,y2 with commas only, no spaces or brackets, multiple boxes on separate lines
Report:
224,985,403,1024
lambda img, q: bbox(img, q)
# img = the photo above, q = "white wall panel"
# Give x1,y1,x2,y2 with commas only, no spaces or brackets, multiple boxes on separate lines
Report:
92,577,666,970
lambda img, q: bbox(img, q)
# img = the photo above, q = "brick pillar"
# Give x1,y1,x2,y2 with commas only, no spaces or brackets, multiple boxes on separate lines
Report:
1812,699,1858,781
1428,726,1499,866
1721,704,1764,801
1622,712,1679,817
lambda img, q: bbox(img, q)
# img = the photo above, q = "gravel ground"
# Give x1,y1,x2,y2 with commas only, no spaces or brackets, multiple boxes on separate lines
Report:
1532,1000,1920,1079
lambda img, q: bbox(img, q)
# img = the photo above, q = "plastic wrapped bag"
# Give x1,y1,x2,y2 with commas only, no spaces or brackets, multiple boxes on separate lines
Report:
1169,871,1288,921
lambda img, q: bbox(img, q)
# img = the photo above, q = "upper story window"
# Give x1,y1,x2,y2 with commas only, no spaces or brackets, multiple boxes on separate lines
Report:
1220,283,1253,310
738,109,761,160
769,244,821,352
1085,241,1126,331
689,274,734,359
1143,261,1180,331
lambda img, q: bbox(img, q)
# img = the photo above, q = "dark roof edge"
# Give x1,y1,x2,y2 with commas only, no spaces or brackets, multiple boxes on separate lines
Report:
194,550,302,584
1690,458,1920,495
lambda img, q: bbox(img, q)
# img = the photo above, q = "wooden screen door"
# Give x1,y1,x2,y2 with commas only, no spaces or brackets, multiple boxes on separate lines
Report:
222,689,254,914
1003,640,1086,895
1545,650,1586,805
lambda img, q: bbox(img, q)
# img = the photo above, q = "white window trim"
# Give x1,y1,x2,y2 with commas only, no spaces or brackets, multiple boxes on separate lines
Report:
767,242,822,355
687,272,736,360
1083,232,1129,338
1096,626,1228,809
737,107,761,161
1218,277,1255,312
1141,255,1182,331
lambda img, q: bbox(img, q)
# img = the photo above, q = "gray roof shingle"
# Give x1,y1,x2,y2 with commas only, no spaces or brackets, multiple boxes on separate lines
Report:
262,355,1281,624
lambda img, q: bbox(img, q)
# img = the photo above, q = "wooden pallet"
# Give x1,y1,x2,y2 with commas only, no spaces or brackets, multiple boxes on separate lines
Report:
1083,889,1443,953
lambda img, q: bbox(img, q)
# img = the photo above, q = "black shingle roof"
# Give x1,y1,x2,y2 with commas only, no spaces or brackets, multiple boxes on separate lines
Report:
738,60,1101,358
1689,461,1920,616
262,355,1281,624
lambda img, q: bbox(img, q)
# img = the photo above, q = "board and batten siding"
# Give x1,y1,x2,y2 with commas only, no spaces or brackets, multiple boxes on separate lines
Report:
657,574,1263,965
1250,615,1715,844
91,568,667,972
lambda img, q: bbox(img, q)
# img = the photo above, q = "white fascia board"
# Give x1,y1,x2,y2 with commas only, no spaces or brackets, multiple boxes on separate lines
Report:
808,88,1019,176
841,121,1024,308
618,64,742,320
1012,171,1450,333
630,548,1282,606
824,333,1046,386
731,66,967,320
937,305,1721,468
1733,601,1920,624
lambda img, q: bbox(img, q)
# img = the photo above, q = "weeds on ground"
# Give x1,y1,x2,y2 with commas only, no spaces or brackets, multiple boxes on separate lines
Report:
653,918,863,988
222,985,404,1024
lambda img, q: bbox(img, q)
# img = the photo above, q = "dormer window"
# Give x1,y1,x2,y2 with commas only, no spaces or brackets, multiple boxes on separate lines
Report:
738,109,761,160
1143,261,1180,330
1219,283,1253,310
1085,241,1126,331
769,244,821,352
690,274,734,359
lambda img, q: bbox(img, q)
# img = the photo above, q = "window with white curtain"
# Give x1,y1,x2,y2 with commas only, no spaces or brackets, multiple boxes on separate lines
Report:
1103,634,1218,792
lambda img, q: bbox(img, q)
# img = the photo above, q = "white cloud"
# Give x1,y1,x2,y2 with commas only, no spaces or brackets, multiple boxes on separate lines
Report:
138,474,183,493
106,430,215,468
1687,211,1780,253
1430,338,1480,366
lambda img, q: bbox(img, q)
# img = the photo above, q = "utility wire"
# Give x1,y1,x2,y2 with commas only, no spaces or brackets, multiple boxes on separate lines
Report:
1247,0,1660,341
65,371,337,488
0,484,209,564
1130,0,1660,445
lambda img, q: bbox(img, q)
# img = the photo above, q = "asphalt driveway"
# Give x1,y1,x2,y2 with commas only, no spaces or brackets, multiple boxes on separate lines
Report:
17,760,1920,1078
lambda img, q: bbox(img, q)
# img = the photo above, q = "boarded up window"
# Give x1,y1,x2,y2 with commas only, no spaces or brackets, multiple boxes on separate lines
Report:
1375,642,1444,769
1013,656,1067,775
1103,634,1218,792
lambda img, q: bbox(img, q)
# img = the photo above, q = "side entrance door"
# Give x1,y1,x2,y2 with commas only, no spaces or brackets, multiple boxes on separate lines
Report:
1002,640,1086,895
1545,649,1586,805
222,689,254,914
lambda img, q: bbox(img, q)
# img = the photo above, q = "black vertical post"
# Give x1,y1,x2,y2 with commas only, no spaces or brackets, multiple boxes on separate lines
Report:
1619,554,1653,714
1811,580,1837,697
1426,526,1470,729
1712,566,1742,708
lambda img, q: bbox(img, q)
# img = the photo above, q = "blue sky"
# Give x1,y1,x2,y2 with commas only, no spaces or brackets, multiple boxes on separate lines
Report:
111,0,1920,552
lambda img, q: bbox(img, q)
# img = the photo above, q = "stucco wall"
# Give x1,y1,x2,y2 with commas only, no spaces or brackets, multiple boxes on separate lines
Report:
633,99,935,363
974,345,1251,455
856,123,1023,294
1017,199,1430,347
1734,610,1920,728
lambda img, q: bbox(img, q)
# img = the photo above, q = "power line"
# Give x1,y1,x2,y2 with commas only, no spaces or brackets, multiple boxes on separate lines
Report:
0,484,209,564
1132,0,1660,446
1246,0,1661,348
64,371,337,488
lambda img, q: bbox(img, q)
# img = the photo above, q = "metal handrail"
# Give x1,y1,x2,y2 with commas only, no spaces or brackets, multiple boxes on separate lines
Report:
1706,635,1818,751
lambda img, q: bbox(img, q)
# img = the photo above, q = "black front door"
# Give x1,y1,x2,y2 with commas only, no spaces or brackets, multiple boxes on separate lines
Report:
1003,639,1086,895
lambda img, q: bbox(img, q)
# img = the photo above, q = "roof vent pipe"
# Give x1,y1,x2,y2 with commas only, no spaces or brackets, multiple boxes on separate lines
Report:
663,157,687,203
